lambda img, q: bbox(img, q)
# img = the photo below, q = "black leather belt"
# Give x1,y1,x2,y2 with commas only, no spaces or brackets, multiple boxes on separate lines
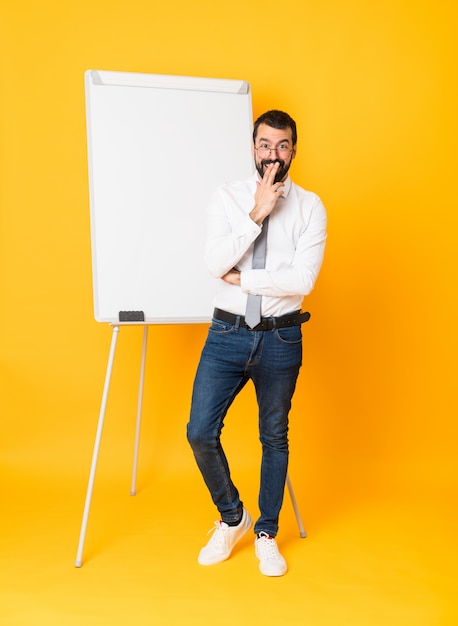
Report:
213,308,310,331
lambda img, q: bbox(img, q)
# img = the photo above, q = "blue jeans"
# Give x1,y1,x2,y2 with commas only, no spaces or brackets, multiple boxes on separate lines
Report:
187,314,302,537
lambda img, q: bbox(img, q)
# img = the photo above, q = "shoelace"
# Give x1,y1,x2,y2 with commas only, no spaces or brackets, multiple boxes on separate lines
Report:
206,521,228,549
257,532,279,559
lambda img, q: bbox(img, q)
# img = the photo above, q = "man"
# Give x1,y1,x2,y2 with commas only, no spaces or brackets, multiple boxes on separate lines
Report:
187,110,327,576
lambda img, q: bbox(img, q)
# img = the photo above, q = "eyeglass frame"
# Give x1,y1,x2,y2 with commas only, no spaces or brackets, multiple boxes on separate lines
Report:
254,144,294,159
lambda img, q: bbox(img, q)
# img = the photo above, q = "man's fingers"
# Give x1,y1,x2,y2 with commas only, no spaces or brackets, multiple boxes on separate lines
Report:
265,161,280,184
260,162,279,186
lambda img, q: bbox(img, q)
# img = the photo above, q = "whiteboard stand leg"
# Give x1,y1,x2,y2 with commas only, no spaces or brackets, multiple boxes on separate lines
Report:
74,324,120,568
130,325,148,496
286,472,307,538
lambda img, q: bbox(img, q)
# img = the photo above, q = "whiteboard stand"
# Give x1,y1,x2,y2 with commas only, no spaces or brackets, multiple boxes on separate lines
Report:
74,324,120,567
130,325,148,496
74,323,306,567
286,474,307,538
75,323,151,567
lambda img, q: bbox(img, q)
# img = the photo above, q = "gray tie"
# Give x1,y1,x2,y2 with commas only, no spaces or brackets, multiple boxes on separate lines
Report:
245,216,269,329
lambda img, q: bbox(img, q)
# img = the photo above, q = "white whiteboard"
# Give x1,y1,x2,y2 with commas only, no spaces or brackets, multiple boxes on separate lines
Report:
85,70,254,323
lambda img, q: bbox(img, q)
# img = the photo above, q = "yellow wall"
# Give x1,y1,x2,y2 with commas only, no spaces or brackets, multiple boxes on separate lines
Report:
1,0,457,509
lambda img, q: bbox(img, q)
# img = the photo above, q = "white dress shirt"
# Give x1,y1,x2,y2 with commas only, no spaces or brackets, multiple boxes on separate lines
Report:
205,173,327,318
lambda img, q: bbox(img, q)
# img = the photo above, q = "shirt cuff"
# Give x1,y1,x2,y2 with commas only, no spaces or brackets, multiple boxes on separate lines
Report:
241,268,270,295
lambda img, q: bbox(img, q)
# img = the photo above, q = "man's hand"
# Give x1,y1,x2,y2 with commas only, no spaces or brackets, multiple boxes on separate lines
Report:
250,162,285,225
222,268,241,285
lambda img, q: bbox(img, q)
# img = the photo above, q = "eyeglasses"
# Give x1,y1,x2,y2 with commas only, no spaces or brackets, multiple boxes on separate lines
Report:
254,144,293,159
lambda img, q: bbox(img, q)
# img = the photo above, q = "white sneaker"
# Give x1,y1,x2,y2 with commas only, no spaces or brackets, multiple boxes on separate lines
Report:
198,508,252,565
255,532,287,576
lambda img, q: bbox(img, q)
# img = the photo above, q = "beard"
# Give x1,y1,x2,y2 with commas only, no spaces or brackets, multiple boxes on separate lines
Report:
255,158,292,184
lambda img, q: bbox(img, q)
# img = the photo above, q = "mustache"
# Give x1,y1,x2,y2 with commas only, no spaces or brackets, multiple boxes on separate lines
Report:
261,158,286,169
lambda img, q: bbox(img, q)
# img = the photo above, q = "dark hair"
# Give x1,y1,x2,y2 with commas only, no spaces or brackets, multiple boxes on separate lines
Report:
252,110,297,146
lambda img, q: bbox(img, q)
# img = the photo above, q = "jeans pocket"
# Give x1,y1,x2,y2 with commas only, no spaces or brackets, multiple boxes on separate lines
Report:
275,325,302,344
209,319,236,334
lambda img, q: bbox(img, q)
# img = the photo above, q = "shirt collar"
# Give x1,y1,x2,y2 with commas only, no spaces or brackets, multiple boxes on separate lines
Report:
281,176,292,198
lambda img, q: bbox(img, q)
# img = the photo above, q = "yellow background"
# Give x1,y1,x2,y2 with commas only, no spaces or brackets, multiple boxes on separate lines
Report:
1,0,457,624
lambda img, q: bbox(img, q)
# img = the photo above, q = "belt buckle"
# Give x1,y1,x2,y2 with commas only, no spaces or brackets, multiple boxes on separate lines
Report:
248,321,262,331
247,318,265,331
258,318,273,331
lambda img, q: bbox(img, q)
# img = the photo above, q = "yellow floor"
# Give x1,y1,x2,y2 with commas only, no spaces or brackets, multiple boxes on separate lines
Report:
1,454,456,626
